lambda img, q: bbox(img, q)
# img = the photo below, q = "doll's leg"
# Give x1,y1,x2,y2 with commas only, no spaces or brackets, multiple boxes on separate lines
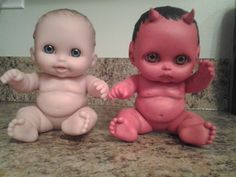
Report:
177,111,216,146
61,106,97,136
7,106,53,142
109,108,152,142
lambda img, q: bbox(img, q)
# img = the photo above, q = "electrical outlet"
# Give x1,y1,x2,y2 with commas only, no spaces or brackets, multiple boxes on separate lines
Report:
0,0,24,9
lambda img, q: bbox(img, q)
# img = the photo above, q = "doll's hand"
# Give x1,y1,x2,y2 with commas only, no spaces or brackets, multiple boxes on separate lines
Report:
198,60,215,80
92,80,109,100
0,69,24,84
108,83,131,100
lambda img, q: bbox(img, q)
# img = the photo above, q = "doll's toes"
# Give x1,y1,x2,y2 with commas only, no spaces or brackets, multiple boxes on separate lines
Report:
95,84,103,91
0,76,7,84
101,93,108,100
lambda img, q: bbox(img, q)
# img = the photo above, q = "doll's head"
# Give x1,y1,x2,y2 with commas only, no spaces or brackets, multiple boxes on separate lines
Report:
129,6,200,83
31,9,97,78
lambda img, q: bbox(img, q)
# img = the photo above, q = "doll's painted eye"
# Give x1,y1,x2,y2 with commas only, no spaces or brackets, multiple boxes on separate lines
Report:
71,48,81,57
175,55,189,65
43,45,55,54
145,52,160,63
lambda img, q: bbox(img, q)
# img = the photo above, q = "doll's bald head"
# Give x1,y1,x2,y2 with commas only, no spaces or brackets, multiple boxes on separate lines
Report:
33,9,96,46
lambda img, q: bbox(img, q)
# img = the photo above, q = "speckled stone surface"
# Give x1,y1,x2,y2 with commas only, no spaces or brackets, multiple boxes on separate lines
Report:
0,103,235,177
0,57,231,110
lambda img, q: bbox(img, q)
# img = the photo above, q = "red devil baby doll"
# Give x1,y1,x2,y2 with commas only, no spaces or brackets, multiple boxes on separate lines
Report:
109,6,216,146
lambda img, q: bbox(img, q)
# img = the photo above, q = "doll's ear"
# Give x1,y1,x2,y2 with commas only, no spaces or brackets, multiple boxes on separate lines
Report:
196,46,200,59
91,53,97,67
129,42,135,66
30,47,35,62
195,47,200,64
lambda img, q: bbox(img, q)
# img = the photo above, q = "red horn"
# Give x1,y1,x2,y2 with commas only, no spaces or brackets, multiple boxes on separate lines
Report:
148,8,160,22
183,9,195,24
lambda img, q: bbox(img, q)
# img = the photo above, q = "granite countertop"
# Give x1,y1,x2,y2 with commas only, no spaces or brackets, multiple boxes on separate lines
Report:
0,103,235,177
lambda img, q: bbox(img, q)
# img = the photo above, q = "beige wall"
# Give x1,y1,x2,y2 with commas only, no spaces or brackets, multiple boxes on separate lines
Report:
0,0,235,58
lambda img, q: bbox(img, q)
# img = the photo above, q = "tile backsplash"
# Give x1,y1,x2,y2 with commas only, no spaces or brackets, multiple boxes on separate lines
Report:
0,57,231,111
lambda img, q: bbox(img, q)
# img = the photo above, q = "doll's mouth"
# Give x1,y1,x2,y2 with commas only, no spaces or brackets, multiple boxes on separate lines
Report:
54,66,68,73
159,74,173,81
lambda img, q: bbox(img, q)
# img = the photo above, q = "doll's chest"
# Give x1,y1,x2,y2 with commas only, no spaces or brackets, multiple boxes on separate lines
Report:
138,78,185,98
39,74,86,93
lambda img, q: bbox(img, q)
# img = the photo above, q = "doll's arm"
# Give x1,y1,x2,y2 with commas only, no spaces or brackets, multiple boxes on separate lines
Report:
86,75,109,100
0,69,39,92
186,60,215,93
108,75,138,100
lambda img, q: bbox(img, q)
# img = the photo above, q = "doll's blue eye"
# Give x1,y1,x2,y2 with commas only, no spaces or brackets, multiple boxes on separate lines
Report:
43,45,55,54
71,48,81,57
145,52,160,63
175,55,189,65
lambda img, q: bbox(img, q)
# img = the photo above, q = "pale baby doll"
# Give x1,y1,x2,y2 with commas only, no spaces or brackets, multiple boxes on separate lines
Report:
0,9,109,142
108,6,216,146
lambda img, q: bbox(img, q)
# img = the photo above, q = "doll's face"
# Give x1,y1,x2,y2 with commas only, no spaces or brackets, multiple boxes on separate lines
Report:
31,14,96,78
130,17,199,83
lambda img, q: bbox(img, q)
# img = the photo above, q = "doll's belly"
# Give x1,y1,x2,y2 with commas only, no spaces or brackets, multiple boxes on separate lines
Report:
135,96,185,123
37,91,87,117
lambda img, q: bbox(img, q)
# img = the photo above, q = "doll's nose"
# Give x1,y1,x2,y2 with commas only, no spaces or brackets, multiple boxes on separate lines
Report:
162,63,172,71
58,54,66,62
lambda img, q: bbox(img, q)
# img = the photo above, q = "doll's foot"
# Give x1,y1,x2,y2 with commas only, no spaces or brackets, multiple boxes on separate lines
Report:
7,118,38,142
77,111,90,134
109,117,138,142
62,110,96,136
179,121,216,146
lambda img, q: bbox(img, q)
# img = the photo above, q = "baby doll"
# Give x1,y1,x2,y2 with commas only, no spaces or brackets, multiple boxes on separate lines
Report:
109,6,216,146
0,9,109,142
